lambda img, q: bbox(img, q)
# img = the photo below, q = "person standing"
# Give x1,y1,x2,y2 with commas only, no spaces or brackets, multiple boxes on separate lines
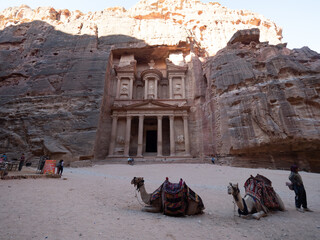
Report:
57,159,64,175
127,157,134,165
1,153,7,162
289,165,312,212
18,153,25,171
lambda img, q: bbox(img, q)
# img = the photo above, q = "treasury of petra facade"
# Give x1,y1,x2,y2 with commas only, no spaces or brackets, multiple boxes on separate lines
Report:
105,46,196,161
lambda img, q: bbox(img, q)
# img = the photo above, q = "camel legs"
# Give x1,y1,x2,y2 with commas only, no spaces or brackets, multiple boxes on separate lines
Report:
142,206,161,213
252,211,267,220
275,193,286,211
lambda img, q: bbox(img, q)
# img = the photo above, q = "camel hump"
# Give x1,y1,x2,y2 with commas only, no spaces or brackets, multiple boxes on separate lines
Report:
244,174,280,210
150,179,205,216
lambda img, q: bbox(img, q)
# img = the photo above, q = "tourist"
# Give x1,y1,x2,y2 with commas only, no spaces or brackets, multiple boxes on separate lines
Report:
39,155,48,173
1,153,7,162
211,156,215,164
57,159,64,175
128,157,134,165
289,165,312,212
18,153,25,171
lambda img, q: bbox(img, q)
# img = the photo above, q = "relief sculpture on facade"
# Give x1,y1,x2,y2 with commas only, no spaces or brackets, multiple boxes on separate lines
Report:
148,81,155,99
177,134,184,143
120,83,129,99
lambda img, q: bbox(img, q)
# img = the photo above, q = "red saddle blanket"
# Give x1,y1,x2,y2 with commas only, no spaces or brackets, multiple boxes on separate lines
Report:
244,174,280,210
150,178,204,216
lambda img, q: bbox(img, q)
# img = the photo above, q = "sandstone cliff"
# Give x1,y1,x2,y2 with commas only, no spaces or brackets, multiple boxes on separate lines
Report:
0,0,282,56
0,1,319,171
203,29,320,171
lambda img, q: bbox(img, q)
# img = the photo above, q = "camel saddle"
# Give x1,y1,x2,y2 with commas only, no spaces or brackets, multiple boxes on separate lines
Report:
244,174,280,210
150,178,204,216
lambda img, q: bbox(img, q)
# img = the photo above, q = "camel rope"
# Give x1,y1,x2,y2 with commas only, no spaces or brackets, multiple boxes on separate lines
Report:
134,189,146,207
232,200,239,224
233,200,237,216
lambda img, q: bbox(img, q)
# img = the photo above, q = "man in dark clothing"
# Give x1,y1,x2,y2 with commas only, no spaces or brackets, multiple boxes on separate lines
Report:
289,165,312,212
57,159,64,175
18,153,25,171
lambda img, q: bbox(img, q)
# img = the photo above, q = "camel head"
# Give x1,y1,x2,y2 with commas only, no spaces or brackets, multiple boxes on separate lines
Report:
227,182,240,196
131,177,145,190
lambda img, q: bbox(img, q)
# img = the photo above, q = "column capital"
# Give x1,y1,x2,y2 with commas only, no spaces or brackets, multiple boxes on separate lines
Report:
183,115,188,120
157,115,163,120
169,115,174,120
126,115,132,120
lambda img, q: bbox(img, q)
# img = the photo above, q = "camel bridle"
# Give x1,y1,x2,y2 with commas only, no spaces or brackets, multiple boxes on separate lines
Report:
133,178,145,191
231,184,240,202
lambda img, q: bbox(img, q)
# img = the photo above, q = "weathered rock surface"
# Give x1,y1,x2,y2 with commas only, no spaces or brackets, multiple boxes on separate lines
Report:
203,33,320,171
0,0,319,171
0,0,282,56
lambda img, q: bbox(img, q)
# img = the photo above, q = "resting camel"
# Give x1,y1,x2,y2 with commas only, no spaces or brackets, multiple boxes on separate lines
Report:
131,177,204,215
228,182,285,220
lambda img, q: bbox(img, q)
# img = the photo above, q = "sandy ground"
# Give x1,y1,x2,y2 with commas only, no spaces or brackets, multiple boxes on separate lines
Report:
0,163,319,240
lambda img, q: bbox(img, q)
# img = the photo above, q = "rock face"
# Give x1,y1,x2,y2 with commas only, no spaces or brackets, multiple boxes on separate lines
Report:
203,29,320,172
0,0,319,171
0,0,282,56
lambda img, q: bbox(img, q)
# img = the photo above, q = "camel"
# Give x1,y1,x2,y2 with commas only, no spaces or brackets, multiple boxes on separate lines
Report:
131,177,204,216
228,179,285,220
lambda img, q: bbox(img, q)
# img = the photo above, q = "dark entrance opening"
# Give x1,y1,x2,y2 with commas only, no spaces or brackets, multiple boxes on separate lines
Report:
146,130,157,152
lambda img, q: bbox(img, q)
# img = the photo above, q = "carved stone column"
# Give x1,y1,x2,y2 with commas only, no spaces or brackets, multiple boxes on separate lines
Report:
116,77,121,99
169,115,175,156
155,80,158,99
157,116,162,156
124,116,132,156
169,77,173,99
183,116,190,155
137,115,144,157
129,77,133,99
144,80,148,99
108,116,118,156
182,76,186,99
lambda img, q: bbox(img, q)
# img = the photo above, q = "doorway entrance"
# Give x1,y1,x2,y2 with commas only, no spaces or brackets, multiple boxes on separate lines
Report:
146,130,157,152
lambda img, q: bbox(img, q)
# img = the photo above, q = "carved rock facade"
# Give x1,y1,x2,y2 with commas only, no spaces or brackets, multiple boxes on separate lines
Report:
0,1,319,171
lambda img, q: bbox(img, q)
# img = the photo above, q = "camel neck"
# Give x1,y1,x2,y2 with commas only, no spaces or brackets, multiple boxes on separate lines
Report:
233,192,244,211
138,184,151,204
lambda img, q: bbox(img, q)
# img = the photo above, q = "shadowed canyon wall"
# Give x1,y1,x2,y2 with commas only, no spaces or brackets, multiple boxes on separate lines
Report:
0,1,319,171
0,21,143,162
203,29,320,172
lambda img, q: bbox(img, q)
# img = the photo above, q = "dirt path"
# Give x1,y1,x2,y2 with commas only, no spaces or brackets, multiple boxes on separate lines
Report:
0,164,319,240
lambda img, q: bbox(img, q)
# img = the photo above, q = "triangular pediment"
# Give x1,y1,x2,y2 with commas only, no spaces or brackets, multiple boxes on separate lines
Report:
166,59,188,72
131,100,174,109
114,60,137,73
128,100,177,109
114,65,135,72
111,100,190,111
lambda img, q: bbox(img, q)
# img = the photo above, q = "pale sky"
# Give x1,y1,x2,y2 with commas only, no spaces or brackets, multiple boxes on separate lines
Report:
0,0,319,53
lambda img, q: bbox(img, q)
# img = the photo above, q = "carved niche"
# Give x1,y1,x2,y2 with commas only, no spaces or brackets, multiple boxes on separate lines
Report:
166,58,188,99
173,77,183,99
141,61,163,100
114,55,137,100
119,77,130,99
